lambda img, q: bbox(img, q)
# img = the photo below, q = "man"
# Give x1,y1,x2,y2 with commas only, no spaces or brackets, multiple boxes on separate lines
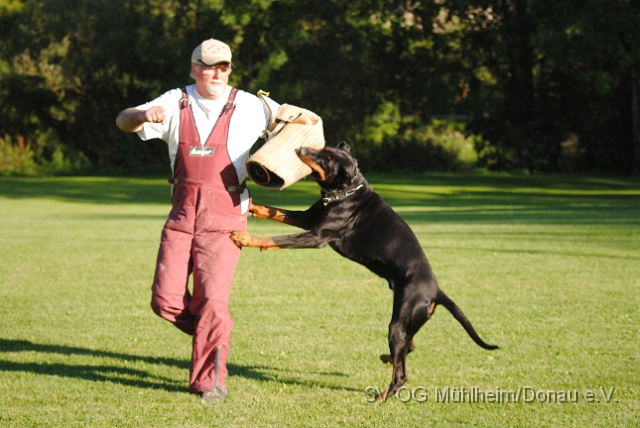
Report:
115,38,278,402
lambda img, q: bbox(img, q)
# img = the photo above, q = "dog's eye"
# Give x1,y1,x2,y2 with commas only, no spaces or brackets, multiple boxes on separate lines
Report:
326,155,332,160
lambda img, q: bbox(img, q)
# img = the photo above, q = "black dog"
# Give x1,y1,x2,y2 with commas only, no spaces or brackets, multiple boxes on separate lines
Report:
230,142,498,400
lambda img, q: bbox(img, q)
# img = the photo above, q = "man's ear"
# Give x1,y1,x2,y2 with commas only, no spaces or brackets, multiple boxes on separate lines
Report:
337,141,351,153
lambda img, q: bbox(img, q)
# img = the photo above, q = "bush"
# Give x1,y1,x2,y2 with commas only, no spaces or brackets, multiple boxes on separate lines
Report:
0,132,91,176
0,135,38,176
354,115,479,172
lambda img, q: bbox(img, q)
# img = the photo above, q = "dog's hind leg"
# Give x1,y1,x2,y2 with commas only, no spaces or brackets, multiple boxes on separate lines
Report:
378,298,434,400
379,339,413,364
379,298,434,363
379,320,412,401
380,295,431,399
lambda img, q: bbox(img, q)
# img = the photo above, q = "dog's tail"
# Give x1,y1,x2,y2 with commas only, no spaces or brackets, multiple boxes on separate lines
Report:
437,291,499,350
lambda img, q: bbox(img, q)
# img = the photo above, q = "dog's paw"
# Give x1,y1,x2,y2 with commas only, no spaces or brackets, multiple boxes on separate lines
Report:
229,230,252,247
379,354,392,364
377,389,390,402
249,203,264,215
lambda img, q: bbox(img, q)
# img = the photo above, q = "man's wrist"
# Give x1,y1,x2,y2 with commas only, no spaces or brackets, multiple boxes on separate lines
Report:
116,108,146,132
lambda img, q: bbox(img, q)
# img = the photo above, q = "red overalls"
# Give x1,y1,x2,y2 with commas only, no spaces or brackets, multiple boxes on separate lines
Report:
150,87,248,393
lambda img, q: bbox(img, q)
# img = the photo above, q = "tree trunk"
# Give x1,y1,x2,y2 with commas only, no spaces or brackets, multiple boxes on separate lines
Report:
500,0,537,171
632,69,640,175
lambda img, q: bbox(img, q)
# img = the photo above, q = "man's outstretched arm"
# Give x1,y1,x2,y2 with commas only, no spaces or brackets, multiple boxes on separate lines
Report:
115,106,167,132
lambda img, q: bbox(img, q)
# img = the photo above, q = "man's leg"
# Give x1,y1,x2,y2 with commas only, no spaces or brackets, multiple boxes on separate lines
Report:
188,232,241,393
151,228,196,335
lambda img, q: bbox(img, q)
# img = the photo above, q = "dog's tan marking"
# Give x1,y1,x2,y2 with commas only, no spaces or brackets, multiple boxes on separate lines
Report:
250,204,288,223
229,231,282,251
429,301,437,316
297,155,326,181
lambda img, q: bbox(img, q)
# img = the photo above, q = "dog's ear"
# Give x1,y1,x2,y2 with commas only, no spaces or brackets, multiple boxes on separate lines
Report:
337,141,351,153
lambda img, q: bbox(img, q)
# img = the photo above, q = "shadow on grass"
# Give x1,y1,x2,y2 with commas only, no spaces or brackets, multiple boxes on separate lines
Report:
427,245,640,260
1,173,638,225
0,338,356,393
0,177,319,205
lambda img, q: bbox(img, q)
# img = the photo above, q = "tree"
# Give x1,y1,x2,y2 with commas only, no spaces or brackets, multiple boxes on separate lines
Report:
436,0,640,172
2,0,640,174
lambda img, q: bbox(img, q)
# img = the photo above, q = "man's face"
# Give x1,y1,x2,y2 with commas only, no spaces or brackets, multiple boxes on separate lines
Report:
192,62,231,100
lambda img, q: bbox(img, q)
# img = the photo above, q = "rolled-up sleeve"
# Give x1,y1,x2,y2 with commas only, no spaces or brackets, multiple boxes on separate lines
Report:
135,88,182,142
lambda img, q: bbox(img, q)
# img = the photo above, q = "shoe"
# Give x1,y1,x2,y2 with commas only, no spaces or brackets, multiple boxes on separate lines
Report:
200,386,228,402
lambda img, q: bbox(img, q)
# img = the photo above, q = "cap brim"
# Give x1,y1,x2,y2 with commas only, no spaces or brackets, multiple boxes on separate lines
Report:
198,58,232,66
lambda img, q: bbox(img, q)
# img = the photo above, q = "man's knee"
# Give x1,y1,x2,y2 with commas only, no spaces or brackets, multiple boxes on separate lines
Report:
150,296,164,318
151,294,186,320
151,294,196,335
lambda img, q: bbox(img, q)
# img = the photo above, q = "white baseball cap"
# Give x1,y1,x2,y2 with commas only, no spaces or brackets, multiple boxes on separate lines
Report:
191,39,232,65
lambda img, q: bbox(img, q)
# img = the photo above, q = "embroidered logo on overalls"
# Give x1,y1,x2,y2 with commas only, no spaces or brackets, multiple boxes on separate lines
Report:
189,147,214,157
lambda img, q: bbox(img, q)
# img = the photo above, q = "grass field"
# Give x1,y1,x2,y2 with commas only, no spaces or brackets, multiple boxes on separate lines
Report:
1,172,639,427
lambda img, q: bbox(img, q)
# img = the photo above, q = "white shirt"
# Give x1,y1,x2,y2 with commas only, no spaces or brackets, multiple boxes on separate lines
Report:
135,84,280,213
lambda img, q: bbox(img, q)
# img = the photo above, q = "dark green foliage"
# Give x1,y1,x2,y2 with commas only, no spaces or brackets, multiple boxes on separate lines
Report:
0,0,639,174
359,137,465,173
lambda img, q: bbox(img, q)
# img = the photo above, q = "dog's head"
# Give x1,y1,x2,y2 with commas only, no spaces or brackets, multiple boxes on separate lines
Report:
295,141,359,190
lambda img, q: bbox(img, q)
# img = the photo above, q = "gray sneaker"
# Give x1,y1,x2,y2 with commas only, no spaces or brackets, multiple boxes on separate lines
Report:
200,386,228,402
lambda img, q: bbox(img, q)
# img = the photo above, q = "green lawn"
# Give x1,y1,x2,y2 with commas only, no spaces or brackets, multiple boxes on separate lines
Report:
0,173,638,427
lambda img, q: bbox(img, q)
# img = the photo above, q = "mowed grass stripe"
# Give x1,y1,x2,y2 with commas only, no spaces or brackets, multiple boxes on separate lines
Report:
0,173,638,427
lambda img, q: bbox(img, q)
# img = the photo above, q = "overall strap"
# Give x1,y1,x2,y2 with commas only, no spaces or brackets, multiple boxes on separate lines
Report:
220,88,238,117
180,87,190,109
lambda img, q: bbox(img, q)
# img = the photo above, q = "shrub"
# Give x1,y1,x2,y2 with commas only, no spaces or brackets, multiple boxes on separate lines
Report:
0,132,90,176
355,114,480,172
0,135,38,176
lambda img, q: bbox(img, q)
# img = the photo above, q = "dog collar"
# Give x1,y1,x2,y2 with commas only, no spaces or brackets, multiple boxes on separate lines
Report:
321,183,364,203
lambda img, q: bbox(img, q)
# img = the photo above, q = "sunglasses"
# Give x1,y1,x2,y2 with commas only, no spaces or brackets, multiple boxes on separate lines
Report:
196,61,232,75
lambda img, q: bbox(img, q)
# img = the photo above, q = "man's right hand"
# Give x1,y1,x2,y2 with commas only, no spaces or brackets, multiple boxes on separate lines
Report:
144,106,167,125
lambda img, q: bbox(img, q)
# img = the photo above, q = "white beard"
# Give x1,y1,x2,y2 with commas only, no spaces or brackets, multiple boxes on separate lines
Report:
205,81,225,98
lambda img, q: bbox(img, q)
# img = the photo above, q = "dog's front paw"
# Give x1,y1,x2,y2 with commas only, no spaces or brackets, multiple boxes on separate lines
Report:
230,230,253,247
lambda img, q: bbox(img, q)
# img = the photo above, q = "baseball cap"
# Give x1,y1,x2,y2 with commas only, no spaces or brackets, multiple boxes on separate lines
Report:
191,39,232,66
